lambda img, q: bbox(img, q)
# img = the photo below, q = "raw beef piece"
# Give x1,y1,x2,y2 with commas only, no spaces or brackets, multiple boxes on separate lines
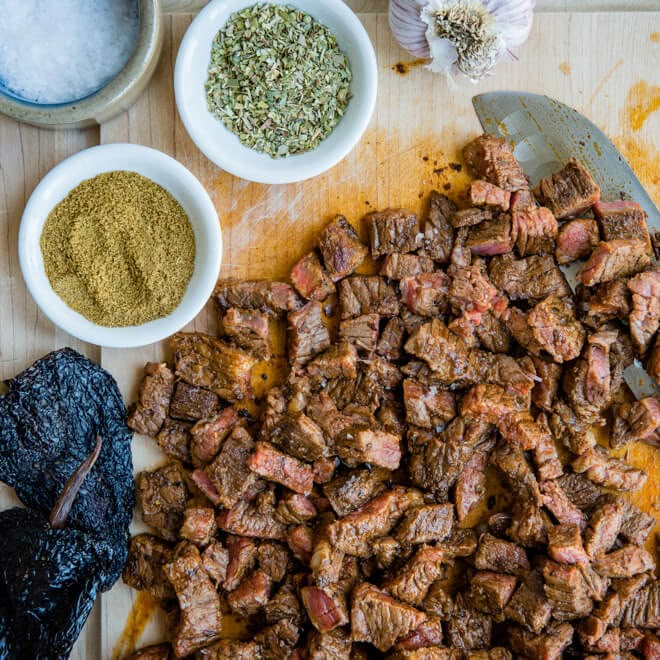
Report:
535,159,601,219
317,215,369,281
555,217,600,264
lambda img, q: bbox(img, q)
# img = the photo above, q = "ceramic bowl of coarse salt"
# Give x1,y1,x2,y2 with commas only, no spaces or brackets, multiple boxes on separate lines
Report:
0,0,162,129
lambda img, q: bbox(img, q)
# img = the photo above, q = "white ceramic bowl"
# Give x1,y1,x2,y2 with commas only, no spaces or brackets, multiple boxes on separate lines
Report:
19,143,222,348
174,0,378,184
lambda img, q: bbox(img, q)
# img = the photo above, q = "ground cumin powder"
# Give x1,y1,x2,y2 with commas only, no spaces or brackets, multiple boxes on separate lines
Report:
40,170,195,327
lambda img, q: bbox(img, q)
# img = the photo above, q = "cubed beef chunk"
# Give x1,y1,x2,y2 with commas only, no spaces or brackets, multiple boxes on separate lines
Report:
592,545,655,577
422,191,455,263
489,254,570,302
540,479,586,530
365,208,422,258
125,644,172,660
501,307,543,355
221,307,271,355
395,617,444,651
470,180,511,210
128,362,175,436
463,134,528,191
400,272,450,317
547,523,589,564
650,335,660,384
579,238,651,286
507,502,548,548
451,227,472,269
286,523,313,562
276,492,317,525
155,418,192,463
308,628,352,659
270,413,329,463
339,314,380,354
555,217,600,264
445,595,493,650
378,317,406,360
197,639,260,659
511,206,558,256
288,302,331,367
448,263,500,319
339,276,399,319
532,413,563,481
217,495,287,540
490,442,541,503
527,295,585,363
266,580,304,625
335,427,402,470
584,497,625,558
394,503,455,544
169,381,218,422
577,279,631,328
594,200,650,249
531,357,562,411
403,380,456,429
543,560,592,620
451,207,493,228
455,448,491,522
383,545,445,605
164,544,222,657
317,215,369,281
122,534,175,600
620,580,660,628
381,253,435,279
308,340,358,381
248,441,314,495
323,467,389,517
351,582,427,652
467,571,517,621
508,622,574,660
223,536,257,591
627,268,660,354
214,278,302,314
475,311,512,353
137,464,188,541
290,251,336,301
510,189,536,211
254,619,300,659
302,584,349,632
612,396,660,448
466,215,514,256
227,569,273,617
474,533,530,575
201,540,229,588
572,445,647,491
171,333,255,402
180,507,217,547
190,407,240,465
535,159,600,219
504,575,552,634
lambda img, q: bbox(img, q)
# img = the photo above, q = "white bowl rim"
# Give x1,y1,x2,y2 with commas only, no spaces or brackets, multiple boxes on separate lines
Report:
18,143,222,348
174,0,378,185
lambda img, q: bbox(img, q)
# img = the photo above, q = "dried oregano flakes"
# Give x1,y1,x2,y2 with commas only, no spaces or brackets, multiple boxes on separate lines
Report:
205,3,352,158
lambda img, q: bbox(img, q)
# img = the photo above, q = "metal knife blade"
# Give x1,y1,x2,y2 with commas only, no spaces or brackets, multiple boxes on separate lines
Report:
472,91,659,399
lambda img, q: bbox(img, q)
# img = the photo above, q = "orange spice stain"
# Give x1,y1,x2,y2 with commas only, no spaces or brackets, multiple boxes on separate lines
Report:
623,80,660,132
391,58,427,75
112,591,158,660
651,32,660,42
559,61,571,75
588,58,624,107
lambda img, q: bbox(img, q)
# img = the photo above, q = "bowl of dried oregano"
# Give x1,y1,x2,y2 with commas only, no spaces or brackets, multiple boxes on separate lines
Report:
18,143,221,348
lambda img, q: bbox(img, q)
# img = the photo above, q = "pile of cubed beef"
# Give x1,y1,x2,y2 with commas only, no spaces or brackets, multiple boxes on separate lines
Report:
123,134,660,660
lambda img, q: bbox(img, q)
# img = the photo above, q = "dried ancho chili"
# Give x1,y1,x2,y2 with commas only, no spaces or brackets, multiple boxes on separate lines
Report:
0,348,133,659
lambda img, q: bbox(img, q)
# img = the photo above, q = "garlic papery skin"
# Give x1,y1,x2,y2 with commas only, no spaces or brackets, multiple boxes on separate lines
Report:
389,0,535,81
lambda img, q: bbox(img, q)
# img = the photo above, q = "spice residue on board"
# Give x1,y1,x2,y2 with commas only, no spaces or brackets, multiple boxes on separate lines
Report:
391,58,427,75
623,80,660,132
559,61,571,75
111,591,158,660
651,32,660,42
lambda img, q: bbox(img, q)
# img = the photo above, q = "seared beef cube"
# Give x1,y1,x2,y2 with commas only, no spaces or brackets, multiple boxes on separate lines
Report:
248,441,313,494
308,628,352,659
273,413,329,463
451,207,493,228
318,215,369,281
302,584,349,632
217,496,287,540
122,533,175,600
137,464,188,540
227,569,273,617
125,644,172,660
128,362,175,436
650,335,660,384
403,380,456,429
400,272,450,317
190,407,240,465
308,341,358,382
424,582,455,620
394,503,455,544
594,200,650,248
323,467,389,517
384,545,444,605
275,493,317,526
290,251,335,301
451,227,472,269
578,279,631,328
180,507,217,547
339,314,379,353
555,217,600,264
467,571,517,621
254,620,300,659
543,560,593,620
572,445,647,491
266,581,304,625
490,442,541,503
476,352,537,400
500,307,542,355
527,295,585,363
378,317,406,360
540,479,586,529
579,238,651,285
221,307,271,355
463,134,528,191
372,536,401,569
201,540,229,588
531,357,562,411
612,396,660,448
466,214,513,256
445,595,493,650
310,538,344,585
164,544,222,657
214,278,302,314
327,488,421,557
395,617,444,651
155,418,192,463
547,523,589,564
205,427,259,508
365,208,422,258
470,180,511,210
455,447,490,522
351,582,427,652
511,189,536,210
508,622,574,660
169,381,218,422
507,501,548,547
465,649,511,660
339,276,399,319
579,559,616,599
381,253,435,279
578,592,621,647
504,576,552,634
620,580,660,628
474,533,530,575
531,413,562,480
171,332,255,402
535,159,600,219
423,191,456,263
592,545,655,577
628,268,660,354
288,302,330,368
197,640,260,659
448,264,500,319
584,498,625,558
475,311,511,353
511,206,558,256
286,523,313,562
489,254,570,302
223,536,257,591
335,427,402,470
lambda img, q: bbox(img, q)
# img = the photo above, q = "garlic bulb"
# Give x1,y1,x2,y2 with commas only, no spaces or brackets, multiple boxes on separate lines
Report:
389,0,535,81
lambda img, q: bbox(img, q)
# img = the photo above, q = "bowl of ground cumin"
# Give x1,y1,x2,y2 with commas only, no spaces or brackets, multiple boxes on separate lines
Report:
18,143,221,348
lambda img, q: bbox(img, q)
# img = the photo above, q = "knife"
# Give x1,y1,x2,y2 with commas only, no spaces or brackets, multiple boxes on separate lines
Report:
472,91,659,399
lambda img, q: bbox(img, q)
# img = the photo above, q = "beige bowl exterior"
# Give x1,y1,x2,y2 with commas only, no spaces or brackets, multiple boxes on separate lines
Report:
0,0,163,129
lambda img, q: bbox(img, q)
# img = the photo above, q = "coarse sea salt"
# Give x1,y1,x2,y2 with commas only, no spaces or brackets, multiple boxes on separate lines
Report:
0,0,140,105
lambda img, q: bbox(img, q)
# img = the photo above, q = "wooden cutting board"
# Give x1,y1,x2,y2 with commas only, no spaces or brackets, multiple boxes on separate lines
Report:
102,11,660,658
